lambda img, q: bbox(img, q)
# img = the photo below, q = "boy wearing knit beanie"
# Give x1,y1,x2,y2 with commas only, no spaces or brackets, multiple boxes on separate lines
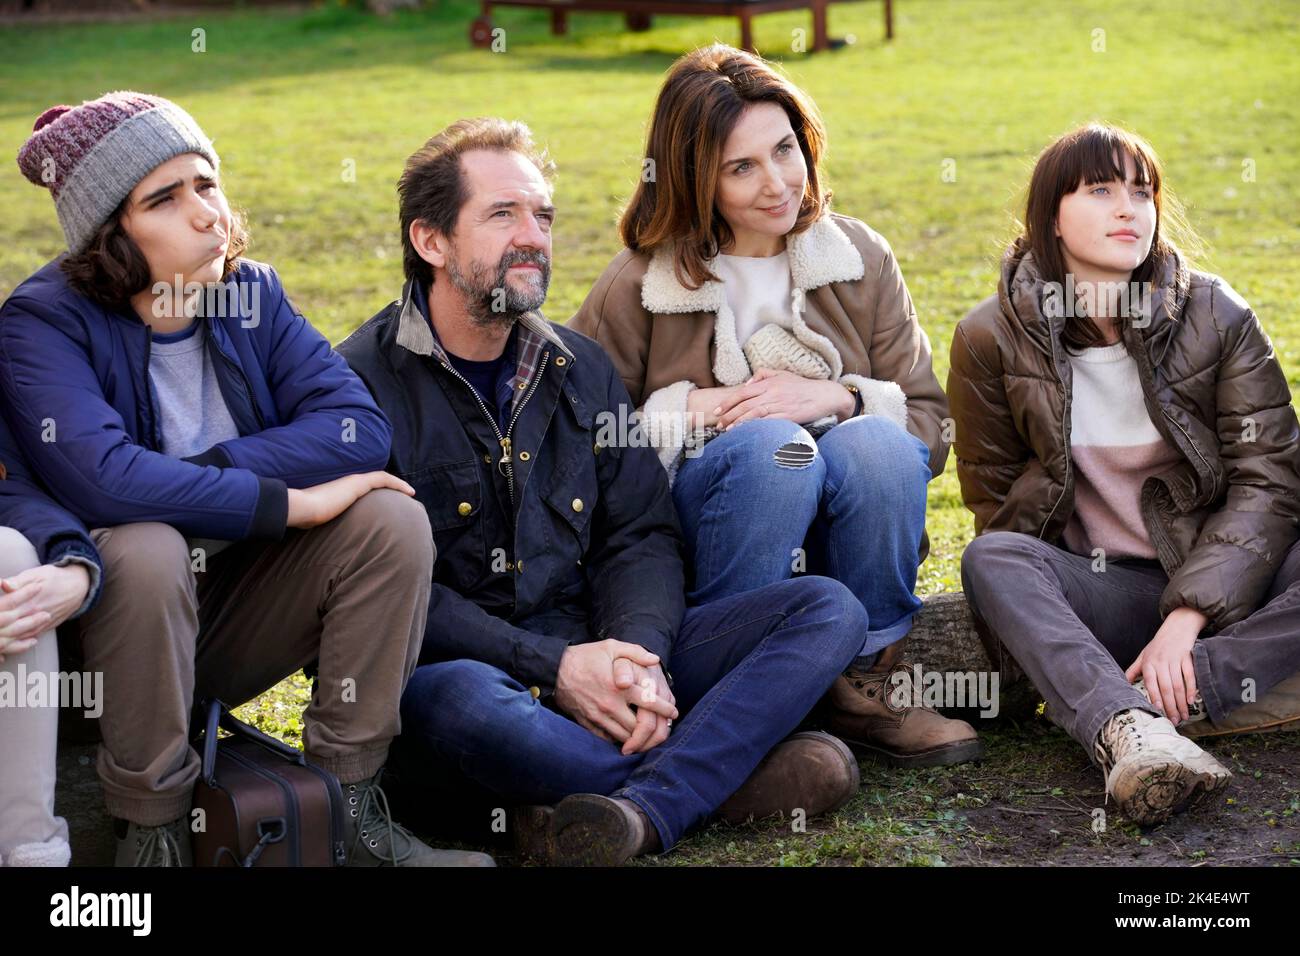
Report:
2,92,491,868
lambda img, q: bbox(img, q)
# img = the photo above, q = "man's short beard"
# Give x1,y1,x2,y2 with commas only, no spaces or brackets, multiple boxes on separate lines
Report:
445,245,550,332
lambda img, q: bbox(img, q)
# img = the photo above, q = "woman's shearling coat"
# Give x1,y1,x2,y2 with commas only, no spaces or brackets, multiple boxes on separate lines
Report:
568,212,950,485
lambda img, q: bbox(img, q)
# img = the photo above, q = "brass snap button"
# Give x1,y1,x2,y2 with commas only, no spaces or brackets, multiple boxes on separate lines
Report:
571,498,584,513
457,501,472,516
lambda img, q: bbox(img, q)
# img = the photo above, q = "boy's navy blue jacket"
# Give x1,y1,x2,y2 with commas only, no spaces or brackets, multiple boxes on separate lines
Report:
0,413,104,613
338,281,685,697
0,258,393,540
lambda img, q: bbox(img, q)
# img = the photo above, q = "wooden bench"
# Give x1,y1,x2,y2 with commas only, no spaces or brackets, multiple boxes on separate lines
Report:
470,0,895,54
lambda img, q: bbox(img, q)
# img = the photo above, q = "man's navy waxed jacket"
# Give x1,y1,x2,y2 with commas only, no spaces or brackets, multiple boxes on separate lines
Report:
338,281,685,697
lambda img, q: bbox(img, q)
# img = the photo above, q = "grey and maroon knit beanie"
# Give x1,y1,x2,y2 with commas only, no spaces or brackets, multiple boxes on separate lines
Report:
17,91,219,254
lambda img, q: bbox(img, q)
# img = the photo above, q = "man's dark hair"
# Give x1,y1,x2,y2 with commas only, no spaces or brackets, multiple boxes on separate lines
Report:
398,117,555,286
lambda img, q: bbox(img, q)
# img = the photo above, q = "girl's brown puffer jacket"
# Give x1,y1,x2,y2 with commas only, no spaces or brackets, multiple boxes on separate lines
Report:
948,246,1300,631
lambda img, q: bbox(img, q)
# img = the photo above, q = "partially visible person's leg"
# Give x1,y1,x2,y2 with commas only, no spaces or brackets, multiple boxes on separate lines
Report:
192,489,480,867
397,656,656,865
1192,536,1300,722
806,416,979,767
399,658,642,804
611,576,865,850
807,415,930,657
78,522,199,865
194,489,431,785
0,528,69,866
671,419,825,604
80,524,199,829
961,531,1231,824
960,531,1163,749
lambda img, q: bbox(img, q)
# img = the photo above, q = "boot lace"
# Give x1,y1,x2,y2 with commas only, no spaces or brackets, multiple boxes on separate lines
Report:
350,779,419,866
133,821,185,867
1095,710,1145,775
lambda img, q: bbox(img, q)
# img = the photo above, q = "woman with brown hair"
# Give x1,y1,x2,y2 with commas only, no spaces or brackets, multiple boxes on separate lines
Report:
570,44,981,768
951,122,1300,825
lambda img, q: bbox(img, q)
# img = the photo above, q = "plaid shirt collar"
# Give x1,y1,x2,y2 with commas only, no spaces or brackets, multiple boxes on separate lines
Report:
395,277,570,410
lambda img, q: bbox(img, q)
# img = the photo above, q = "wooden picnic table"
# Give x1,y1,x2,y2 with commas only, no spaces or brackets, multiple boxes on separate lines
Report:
470,0,894,54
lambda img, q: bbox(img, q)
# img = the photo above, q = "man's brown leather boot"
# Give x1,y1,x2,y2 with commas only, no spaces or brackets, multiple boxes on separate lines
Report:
552,794,661,866
717,730,859,824
824,639,984,768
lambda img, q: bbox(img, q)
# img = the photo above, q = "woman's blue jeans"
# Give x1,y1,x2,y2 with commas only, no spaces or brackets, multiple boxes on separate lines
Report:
672,414,932,658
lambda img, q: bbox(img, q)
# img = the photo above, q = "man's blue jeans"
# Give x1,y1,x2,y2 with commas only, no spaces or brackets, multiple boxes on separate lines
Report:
672,415,931,658
396,577,866,851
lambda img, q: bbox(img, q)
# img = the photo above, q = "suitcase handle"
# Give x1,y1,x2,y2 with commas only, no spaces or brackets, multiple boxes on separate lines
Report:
210,818,288,868
201,698,308,786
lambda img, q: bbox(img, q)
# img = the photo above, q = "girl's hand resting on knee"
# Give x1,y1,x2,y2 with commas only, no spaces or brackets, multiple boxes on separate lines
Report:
1124,607,1208,725
0,562,91,661
286,471,416,529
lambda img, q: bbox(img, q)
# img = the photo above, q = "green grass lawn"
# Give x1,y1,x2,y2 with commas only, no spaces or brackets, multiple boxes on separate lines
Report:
4,0,1299,864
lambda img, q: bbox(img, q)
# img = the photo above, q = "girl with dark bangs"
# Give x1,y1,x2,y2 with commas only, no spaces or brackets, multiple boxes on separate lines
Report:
950,123,1300,825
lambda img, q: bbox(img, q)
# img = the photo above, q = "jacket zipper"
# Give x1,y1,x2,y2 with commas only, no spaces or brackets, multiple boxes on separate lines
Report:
1159,406,1220,502
1039,330,1073,539
439,350,550,515
208,326,267,431
141,333,160,448
1126,324,1222,507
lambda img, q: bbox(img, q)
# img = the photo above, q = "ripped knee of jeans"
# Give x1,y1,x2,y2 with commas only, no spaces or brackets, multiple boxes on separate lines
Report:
773,429,818,469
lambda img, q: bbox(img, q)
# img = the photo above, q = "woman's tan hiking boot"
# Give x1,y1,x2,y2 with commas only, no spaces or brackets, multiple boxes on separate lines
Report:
823,640,983,767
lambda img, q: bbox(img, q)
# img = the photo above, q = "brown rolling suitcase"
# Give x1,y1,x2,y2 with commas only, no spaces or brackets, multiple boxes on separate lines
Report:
192,699,347,867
